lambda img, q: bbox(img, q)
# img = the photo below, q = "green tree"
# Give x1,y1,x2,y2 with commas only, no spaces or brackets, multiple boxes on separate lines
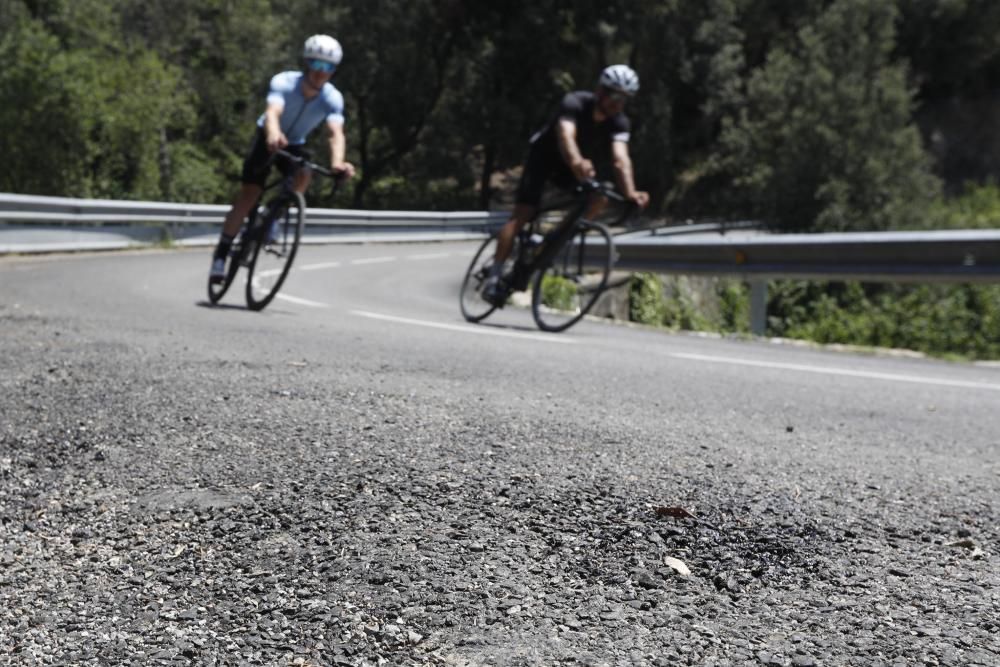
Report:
117,0,289,201
896,1,1000,189
715,0,939,231
0,12,89,195
1,1,197,200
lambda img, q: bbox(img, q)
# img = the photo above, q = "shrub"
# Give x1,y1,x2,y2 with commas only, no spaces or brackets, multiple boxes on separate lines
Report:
540,275,577,312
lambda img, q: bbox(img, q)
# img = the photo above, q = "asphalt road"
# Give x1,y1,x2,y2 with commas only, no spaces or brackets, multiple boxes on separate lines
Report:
1,243,998,666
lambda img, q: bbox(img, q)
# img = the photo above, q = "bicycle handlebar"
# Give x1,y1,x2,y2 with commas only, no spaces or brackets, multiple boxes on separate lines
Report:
576,179,627,202
273,149,348,180
575,179,642,227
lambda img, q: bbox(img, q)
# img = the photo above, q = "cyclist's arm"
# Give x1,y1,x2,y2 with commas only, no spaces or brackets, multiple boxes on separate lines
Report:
263,102,287,151
611,140,649,208
556,119,594,181
325,120,355,177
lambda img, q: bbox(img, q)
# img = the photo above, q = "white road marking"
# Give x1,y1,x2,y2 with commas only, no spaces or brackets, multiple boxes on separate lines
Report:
670,352,1000,392
351,256,396,265
274,293,330,308
247,272,328,308
299,261,342,271
351,310,575,343
406,252,452,261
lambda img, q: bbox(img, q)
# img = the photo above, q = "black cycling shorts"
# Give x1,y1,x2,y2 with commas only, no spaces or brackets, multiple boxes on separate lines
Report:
240,130,310,188
514,144,578,207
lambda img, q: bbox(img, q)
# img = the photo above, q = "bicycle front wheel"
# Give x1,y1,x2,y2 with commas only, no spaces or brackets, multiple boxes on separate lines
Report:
459,234,503,322
245,192,306,311
207,238,245,304
530,221,614,332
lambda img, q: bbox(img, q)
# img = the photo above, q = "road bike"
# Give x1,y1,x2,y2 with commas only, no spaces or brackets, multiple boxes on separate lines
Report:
459,180,632,332
207,150,343,311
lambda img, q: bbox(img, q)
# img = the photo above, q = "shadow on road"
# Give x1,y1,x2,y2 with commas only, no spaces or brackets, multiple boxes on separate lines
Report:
195,300,246,311
195,300,302,317
472,320,552,334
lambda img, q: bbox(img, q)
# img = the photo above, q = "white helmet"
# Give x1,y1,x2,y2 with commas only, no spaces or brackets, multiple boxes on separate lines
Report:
599,64,639,96
303,34,343,66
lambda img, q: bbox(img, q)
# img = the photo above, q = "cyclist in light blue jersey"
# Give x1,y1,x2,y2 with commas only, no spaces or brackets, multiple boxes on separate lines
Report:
210,34,356,282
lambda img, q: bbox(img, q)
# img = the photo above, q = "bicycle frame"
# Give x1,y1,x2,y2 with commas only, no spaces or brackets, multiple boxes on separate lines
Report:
508,181,626,290
248,150,341,239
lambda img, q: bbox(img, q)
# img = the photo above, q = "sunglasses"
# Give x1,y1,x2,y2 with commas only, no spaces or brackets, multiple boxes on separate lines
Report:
605,91,629,103
305,59,336,73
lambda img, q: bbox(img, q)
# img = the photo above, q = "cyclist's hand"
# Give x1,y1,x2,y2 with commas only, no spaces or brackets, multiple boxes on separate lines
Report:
570,158,596,181
332,162,356,179
266,132,288,152
629,191,650,209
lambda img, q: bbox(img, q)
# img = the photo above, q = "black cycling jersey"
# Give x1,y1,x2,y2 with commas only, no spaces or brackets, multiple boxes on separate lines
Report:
514,91,631,207
530,91,631,161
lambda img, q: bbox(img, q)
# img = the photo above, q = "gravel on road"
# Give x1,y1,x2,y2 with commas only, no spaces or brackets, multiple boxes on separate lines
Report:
1,292,998,666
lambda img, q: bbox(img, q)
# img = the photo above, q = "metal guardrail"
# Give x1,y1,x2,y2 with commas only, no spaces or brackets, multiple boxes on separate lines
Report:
0,192,508,253
578,227,1000,334
613,229,1000,283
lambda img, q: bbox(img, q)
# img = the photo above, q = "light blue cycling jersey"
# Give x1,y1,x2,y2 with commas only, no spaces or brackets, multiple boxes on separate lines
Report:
255,71,345,146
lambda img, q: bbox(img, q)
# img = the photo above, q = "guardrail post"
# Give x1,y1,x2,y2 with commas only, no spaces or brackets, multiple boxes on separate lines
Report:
750,279,767,336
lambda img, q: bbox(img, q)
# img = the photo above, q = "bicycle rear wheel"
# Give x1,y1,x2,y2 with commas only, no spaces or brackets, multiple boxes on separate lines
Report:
207,238,244,304
530,221,614,332
245,192,306,311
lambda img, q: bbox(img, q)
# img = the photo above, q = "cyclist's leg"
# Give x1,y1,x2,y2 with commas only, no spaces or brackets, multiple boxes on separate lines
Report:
494,204,535,265
213,131,269,266
212,182,261,270
484,203,535,303
222,184,263,236
584,193,609,219
495,146,550,265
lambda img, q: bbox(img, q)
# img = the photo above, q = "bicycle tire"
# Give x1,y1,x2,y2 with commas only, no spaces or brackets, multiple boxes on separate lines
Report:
459,234,504,322
245,191,306,311
530,221,614,332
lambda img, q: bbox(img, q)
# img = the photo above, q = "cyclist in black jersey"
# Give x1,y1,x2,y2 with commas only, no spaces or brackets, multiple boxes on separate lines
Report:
483,65,650,303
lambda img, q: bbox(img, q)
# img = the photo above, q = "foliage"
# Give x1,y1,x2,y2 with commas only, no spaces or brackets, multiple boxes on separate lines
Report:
629,273,667,325
767,281,1000,360
2,0,999,222
0,13,87,196
0,2,196,199
540,275,577,313
717,280,751,333
928,181,1000,230
629,273,749,334
714,0,939,232
628,274,1000,360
